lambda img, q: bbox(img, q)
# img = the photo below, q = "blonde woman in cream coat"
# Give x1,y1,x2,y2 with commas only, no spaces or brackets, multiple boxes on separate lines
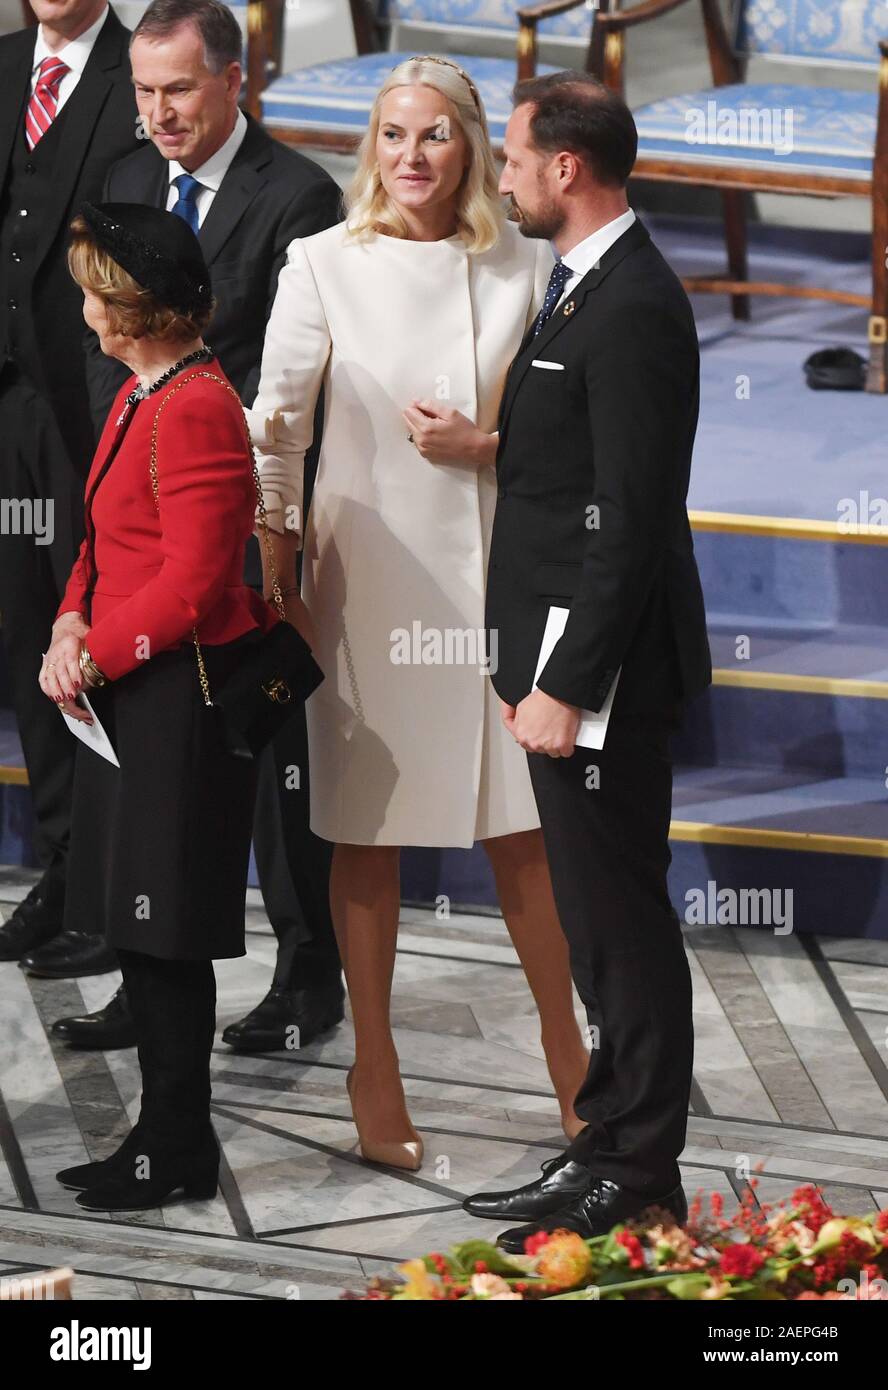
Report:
247,57,588,1170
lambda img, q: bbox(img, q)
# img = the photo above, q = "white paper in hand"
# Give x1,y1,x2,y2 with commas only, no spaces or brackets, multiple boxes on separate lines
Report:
531,605,620,750
61,692,119,767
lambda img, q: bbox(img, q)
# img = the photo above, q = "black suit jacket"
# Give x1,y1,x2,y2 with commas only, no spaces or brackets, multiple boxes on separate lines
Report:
0,7,140,473
85,113,344,431
486,216,711,717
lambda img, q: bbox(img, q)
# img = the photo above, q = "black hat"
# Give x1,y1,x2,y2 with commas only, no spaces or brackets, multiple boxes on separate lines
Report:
79,201,213,320
803,346,866,392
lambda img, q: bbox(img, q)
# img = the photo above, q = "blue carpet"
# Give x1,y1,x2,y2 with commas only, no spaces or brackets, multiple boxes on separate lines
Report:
651,216,886,524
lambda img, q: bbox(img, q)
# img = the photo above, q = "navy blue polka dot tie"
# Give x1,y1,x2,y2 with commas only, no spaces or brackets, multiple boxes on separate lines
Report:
531,258,572,338
170,173,202,234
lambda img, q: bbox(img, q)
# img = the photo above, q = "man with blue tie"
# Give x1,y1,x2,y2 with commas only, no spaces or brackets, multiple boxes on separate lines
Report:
46,0,346,1054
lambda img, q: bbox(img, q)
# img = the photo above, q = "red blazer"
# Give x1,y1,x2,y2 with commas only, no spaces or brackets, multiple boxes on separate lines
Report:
57,363,280,682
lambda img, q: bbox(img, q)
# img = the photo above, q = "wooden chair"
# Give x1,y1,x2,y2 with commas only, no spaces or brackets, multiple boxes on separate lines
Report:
245,0,596,151
581,0,888,393
248,0,886,391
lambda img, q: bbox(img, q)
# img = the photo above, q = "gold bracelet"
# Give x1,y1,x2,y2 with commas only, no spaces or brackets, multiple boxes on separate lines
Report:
265,586,300,602
79,646,107,688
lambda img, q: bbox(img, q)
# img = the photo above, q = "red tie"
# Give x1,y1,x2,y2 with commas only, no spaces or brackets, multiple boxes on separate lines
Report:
25,55,71,150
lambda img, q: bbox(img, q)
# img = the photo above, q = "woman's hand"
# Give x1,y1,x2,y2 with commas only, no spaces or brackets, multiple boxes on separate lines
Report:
39,612,93,722
402,400,498,469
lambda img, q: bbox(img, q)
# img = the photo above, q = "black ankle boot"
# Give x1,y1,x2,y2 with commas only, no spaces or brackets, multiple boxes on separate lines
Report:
75,1129,220,1211
56,1123,147,1191
77,950,220,1212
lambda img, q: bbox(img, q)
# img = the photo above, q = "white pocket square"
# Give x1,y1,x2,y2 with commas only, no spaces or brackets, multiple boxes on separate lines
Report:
530,359,565,370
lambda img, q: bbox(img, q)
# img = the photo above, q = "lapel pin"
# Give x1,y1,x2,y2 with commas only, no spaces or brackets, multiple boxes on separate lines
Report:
562,300,576,316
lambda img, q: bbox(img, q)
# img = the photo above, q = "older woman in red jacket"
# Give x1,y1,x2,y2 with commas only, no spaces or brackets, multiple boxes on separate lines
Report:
40,203,283,1213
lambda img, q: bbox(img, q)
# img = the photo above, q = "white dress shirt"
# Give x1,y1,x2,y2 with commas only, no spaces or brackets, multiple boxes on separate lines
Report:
554,207,636,307
165,109,248,229
31,4,109,113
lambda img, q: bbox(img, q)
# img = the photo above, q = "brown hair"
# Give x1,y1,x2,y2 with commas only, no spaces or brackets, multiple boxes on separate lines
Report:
67,215,213,341
513,70,638,188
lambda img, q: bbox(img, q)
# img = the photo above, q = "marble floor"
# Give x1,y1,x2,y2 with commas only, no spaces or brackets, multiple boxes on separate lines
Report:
1,868,887,1301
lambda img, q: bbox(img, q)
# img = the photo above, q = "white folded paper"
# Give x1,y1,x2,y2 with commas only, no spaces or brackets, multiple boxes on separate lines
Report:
61,692,119,767
532,605,620,750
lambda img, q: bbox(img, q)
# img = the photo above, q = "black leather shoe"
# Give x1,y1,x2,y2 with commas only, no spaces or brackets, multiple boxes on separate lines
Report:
19,930,117,978
0,879,63,961
496,1178,688,1254
221,983,345,1052
56,1124,146,1191
75,1132,220,1212
51,985,136,1050
463,1155,594,1222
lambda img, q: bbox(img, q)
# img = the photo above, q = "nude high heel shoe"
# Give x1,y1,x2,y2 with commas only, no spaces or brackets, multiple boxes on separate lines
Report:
346,1066,424,1172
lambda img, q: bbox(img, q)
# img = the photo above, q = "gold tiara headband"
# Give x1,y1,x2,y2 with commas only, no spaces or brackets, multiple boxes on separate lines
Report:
393,53,483,116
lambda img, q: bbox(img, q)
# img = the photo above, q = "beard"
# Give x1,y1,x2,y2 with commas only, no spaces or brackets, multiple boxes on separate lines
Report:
508,190,564,241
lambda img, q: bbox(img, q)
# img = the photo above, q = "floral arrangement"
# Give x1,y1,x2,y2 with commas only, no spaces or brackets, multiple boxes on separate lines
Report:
349,1181,888,1301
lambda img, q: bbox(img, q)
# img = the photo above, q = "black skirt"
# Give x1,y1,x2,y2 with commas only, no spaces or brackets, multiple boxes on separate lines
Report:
63,633,260,960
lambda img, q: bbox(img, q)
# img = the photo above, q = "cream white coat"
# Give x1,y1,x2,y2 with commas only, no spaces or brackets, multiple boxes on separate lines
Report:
247,219,553,846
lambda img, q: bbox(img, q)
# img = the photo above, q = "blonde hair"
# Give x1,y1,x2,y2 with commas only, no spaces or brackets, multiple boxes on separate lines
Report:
344,56,505,253
67,215,213,341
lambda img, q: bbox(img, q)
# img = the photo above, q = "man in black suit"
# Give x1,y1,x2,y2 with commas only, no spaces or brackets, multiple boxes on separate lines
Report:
45,0,345,1050
464,73,711,1251
0,0,141,968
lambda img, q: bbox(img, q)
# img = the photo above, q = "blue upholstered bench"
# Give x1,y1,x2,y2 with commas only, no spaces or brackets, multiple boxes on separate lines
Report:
241,1,888,392
249,0,602,147
608,0,888,393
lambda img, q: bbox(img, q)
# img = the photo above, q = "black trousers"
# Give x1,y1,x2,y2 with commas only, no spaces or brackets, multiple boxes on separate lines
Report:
252,703,339,991
0,365,85,904
527,710,694,1195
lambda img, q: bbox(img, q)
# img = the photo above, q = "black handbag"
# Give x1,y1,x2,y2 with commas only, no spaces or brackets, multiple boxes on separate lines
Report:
150,372,324,758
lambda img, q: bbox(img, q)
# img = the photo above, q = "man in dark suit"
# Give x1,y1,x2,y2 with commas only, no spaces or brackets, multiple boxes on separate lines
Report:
0,0,141,968
463,73,711,1251
46,0,345,1050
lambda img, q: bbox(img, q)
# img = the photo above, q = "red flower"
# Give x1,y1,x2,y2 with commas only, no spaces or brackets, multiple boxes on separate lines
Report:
875,1209,888,1236
813,1230,875,1287
791,1184,833,1235
710,1192,724,1219
813,1258,841,1288
719,1243,765,1278
615,1230,645,1269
